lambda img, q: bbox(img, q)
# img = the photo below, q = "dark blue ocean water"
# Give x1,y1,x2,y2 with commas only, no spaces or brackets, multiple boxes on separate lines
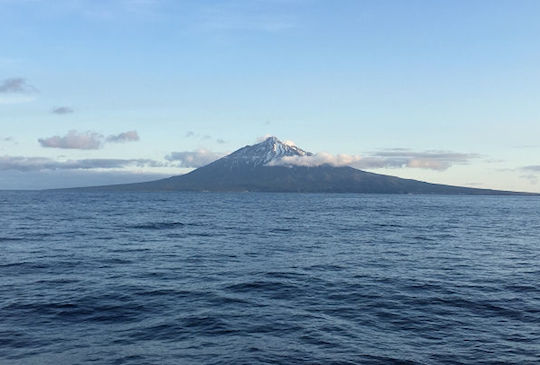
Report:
1,192,539,364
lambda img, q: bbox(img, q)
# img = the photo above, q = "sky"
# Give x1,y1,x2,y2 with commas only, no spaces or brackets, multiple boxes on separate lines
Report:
1,0,540,191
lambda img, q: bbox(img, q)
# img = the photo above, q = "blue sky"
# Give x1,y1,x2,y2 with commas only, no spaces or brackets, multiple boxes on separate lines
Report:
1,0,540,191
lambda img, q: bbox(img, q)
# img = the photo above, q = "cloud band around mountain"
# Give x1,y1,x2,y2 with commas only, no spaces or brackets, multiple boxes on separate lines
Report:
268,150,479,171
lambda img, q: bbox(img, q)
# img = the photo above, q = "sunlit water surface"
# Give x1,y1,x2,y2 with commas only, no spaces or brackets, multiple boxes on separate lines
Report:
1,192,539,364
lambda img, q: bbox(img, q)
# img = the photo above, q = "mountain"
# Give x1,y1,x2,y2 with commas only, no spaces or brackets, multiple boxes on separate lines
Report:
217,136,312,168
64,137,533,195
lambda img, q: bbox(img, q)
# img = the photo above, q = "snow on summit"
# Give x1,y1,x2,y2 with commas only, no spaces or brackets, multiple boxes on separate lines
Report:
221,137,312,167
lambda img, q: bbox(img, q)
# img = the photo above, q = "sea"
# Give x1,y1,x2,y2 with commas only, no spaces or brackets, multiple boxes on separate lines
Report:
1,191,539,364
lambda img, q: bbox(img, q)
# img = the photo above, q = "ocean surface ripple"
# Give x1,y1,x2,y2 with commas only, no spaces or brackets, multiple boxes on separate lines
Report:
1,192,539,364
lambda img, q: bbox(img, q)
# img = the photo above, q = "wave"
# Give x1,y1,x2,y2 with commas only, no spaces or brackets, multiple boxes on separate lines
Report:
127,221,202,230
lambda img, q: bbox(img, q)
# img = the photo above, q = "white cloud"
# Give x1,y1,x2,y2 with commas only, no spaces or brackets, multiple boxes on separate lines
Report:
268,150,479,171
39,130,104,150
0,155,164,171
38,130,140,149
165,149,223,168
268,152,363,167
106,130,140,143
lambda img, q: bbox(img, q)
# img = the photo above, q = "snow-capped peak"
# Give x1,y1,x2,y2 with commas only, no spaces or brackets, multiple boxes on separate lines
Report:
221,136,312,167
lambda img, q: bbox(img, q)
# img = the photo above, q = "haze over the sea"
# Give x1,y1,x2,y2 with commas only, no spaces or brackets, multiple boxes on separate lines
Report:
1,0,540,192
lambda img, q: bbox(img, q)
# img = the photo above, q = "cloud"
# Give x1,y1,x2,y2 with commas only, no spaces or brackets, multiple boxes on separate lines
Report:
267,153,364,167
520,174,538,185
185,131,225,144
38,130,104,149
52,106,74,114
522,165,540,172
269,149,479,171
0,78,37,94
165,149,223,168
371,150,478,168
0,170,170,190
38,130,140,149
361,150,478,170
199,2,296,33
106,130,140,143
520,166,540,185
0,78,38,104
0,155,163,172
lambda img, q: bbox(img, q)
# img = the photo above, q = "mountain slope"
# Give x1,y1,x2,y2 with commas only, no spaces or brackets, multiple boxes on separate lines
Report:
62,137,534,195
